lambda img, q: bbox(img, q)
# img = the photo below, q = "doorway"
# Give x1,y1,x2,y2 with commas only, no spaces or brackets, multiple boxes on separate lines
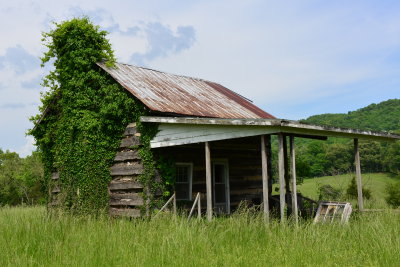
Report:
212,160,230,214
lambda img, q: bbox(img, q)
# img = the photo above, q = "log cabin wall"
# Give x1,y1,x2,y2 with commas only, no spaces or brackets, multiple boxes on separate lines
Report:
49,172,60,207
108,123,144,218
154,136,264,212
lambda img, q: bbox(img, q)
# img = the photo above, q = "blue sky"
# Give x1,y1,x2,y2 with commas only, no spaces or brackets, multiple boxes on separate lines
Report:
0,0,400,156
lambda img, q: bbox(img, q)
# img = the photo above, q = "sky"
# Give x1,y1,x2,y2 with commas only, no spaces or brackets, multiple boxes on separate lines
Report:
1,0,400,157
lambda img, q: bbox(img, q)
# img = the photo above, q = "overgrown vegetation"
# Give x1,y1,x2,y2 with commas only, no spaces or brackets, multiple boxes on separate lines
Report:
385,182,400,208
293,173,400,208
0,149,45,206
346,176,372,200
296,99,400,178
0,206,399,266
29,17,161,213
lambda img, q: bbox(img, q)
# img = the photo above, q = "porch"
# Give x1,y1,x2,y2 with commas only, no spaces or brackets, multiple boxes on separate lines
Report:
143,116,400,222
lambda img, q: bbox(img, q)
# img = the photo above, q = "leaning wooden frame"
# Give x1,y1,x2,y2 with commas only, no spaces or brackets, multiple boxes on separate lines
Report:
188,192,201,220
153,193,177,218
313,201,352,224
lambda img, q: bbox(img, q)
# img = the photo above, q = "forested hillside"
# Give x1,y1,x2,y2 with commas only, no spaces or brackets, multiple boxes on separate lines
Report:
290,99,400,178
302,99,400,132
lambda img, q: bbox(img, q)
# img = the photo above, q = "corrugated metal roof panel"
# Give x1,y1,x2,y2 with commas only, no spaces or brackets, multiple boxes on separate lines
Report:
98,62,275,119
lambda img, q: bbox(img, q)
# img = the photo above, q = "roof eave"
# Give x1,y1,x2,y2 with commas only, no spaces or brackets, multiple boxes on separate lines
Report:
140,116,400,142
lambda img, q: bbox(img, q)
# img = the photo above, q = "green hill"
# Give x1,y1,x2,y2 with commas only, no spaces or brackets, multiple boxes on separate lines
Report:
302,99,400,132
287,99,400,178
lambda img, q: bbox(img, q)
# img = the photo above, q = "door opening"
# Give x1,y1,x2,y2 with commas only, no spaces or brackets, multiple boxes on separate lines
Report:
212,160,230,214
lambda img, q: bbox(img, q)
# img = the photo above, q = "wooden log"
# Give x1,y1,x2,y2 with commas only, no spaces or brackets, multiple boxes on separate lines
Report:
230,188,263,195
120,136,141,148
114,151,140,162
110,163,143,176
109,199,144,206
124,126,138,136
109,208,141,218
290,136,299,225
205,141,212,221
109,193,144,206
354,138,364,211
261,135,270,223
52,186,61,194
51,172,59,180
278,133,286,223
110,192,143,200
109,180,143,191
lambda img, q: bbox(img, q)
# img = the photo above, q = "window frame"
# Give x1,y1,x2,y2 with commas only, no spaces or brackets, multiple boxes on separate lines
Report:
175,162,193,201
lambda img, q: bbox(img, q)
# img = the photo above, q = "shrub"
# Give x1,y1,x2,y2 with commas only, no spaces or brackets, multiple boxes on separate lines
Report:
346,176,372,200
318,184,342,201
385,182,400,208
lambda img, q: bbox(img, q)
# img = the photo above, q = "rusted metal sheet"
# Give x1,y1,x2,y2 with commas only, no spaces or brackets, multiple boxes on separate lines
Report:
97,62,275,119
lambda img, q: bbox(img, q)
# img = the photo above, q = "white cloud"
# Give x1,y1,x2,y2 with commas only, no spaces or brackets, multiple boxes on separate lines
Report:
15,136,37,158
1,0,400,153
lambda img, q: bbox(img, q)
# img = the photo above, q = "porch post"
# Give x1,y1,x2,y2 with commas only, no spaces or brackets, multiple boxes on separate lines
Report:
261,135,270,223
278,133,286,222
283,136,290,194
205,141,213,221
266,135,273,196
354,138,364,211
290,136,298,224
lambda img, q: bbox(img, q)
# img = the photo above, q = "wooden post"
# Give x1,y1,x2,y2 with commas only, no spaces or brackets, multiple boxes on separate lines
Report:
266,135,273,196
290,136,298,225
283,136,290,194
261,135,270,223
278,133,286,222
205,141,213,221
354,138,364,211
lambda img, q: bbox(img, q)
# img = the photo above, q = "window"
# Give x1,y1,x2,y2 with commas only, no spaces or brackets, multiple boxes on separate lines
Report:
175,163,193,200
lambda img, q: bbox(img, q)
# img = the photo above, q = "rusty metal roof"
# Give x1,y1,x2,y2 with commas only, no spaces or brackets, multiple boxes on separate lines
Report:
97,62,275,119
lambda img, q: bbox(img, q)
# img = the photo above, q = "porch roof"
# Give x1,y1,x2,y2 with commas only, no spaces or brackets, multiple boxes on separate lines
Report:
140,116,400,148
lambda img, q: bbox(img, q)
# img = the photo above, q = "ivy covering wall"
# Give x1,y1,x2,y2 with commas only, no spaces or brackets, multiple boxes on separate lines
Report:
30,17,162,214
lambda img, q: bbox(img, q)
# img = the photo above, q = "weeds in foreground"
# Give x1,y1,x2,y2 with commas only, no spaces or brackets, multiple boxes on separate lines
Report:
0,206,399,266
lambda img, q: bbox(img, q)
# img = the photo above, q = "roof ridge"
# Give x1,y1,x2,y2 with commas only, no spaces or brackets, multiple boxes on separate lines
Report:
114,61,211,83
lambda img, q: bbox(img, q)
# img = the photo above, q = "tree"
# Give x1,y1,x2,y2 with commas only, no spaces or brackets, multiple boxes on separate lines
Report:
0,150,45,206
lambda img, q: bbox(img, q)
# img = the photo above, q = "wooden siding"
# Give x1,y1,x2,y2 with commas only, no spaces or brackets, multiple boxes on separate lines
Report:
108,123,145,218
154,136,267,212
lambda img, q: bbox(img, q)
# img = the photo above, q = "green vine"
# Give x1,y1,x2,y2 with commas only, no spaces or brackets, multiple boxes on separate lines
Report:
29,17,177,215
136,122,177,213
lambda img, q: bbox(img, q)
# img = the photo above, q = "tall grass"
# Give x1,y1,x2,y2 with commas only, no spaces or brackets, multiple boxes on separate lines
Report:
290,173,400,208
0,206,399,266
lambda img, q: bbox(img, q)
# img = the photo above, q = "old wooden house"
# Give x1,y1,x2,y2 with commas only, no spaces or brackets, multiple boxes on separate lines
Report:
50,62,400,221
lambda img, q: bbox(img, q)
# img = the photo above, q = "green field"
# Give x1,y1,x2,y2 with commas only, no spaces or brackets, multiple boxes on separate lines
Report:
1,206,400,266
273,173,400,208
